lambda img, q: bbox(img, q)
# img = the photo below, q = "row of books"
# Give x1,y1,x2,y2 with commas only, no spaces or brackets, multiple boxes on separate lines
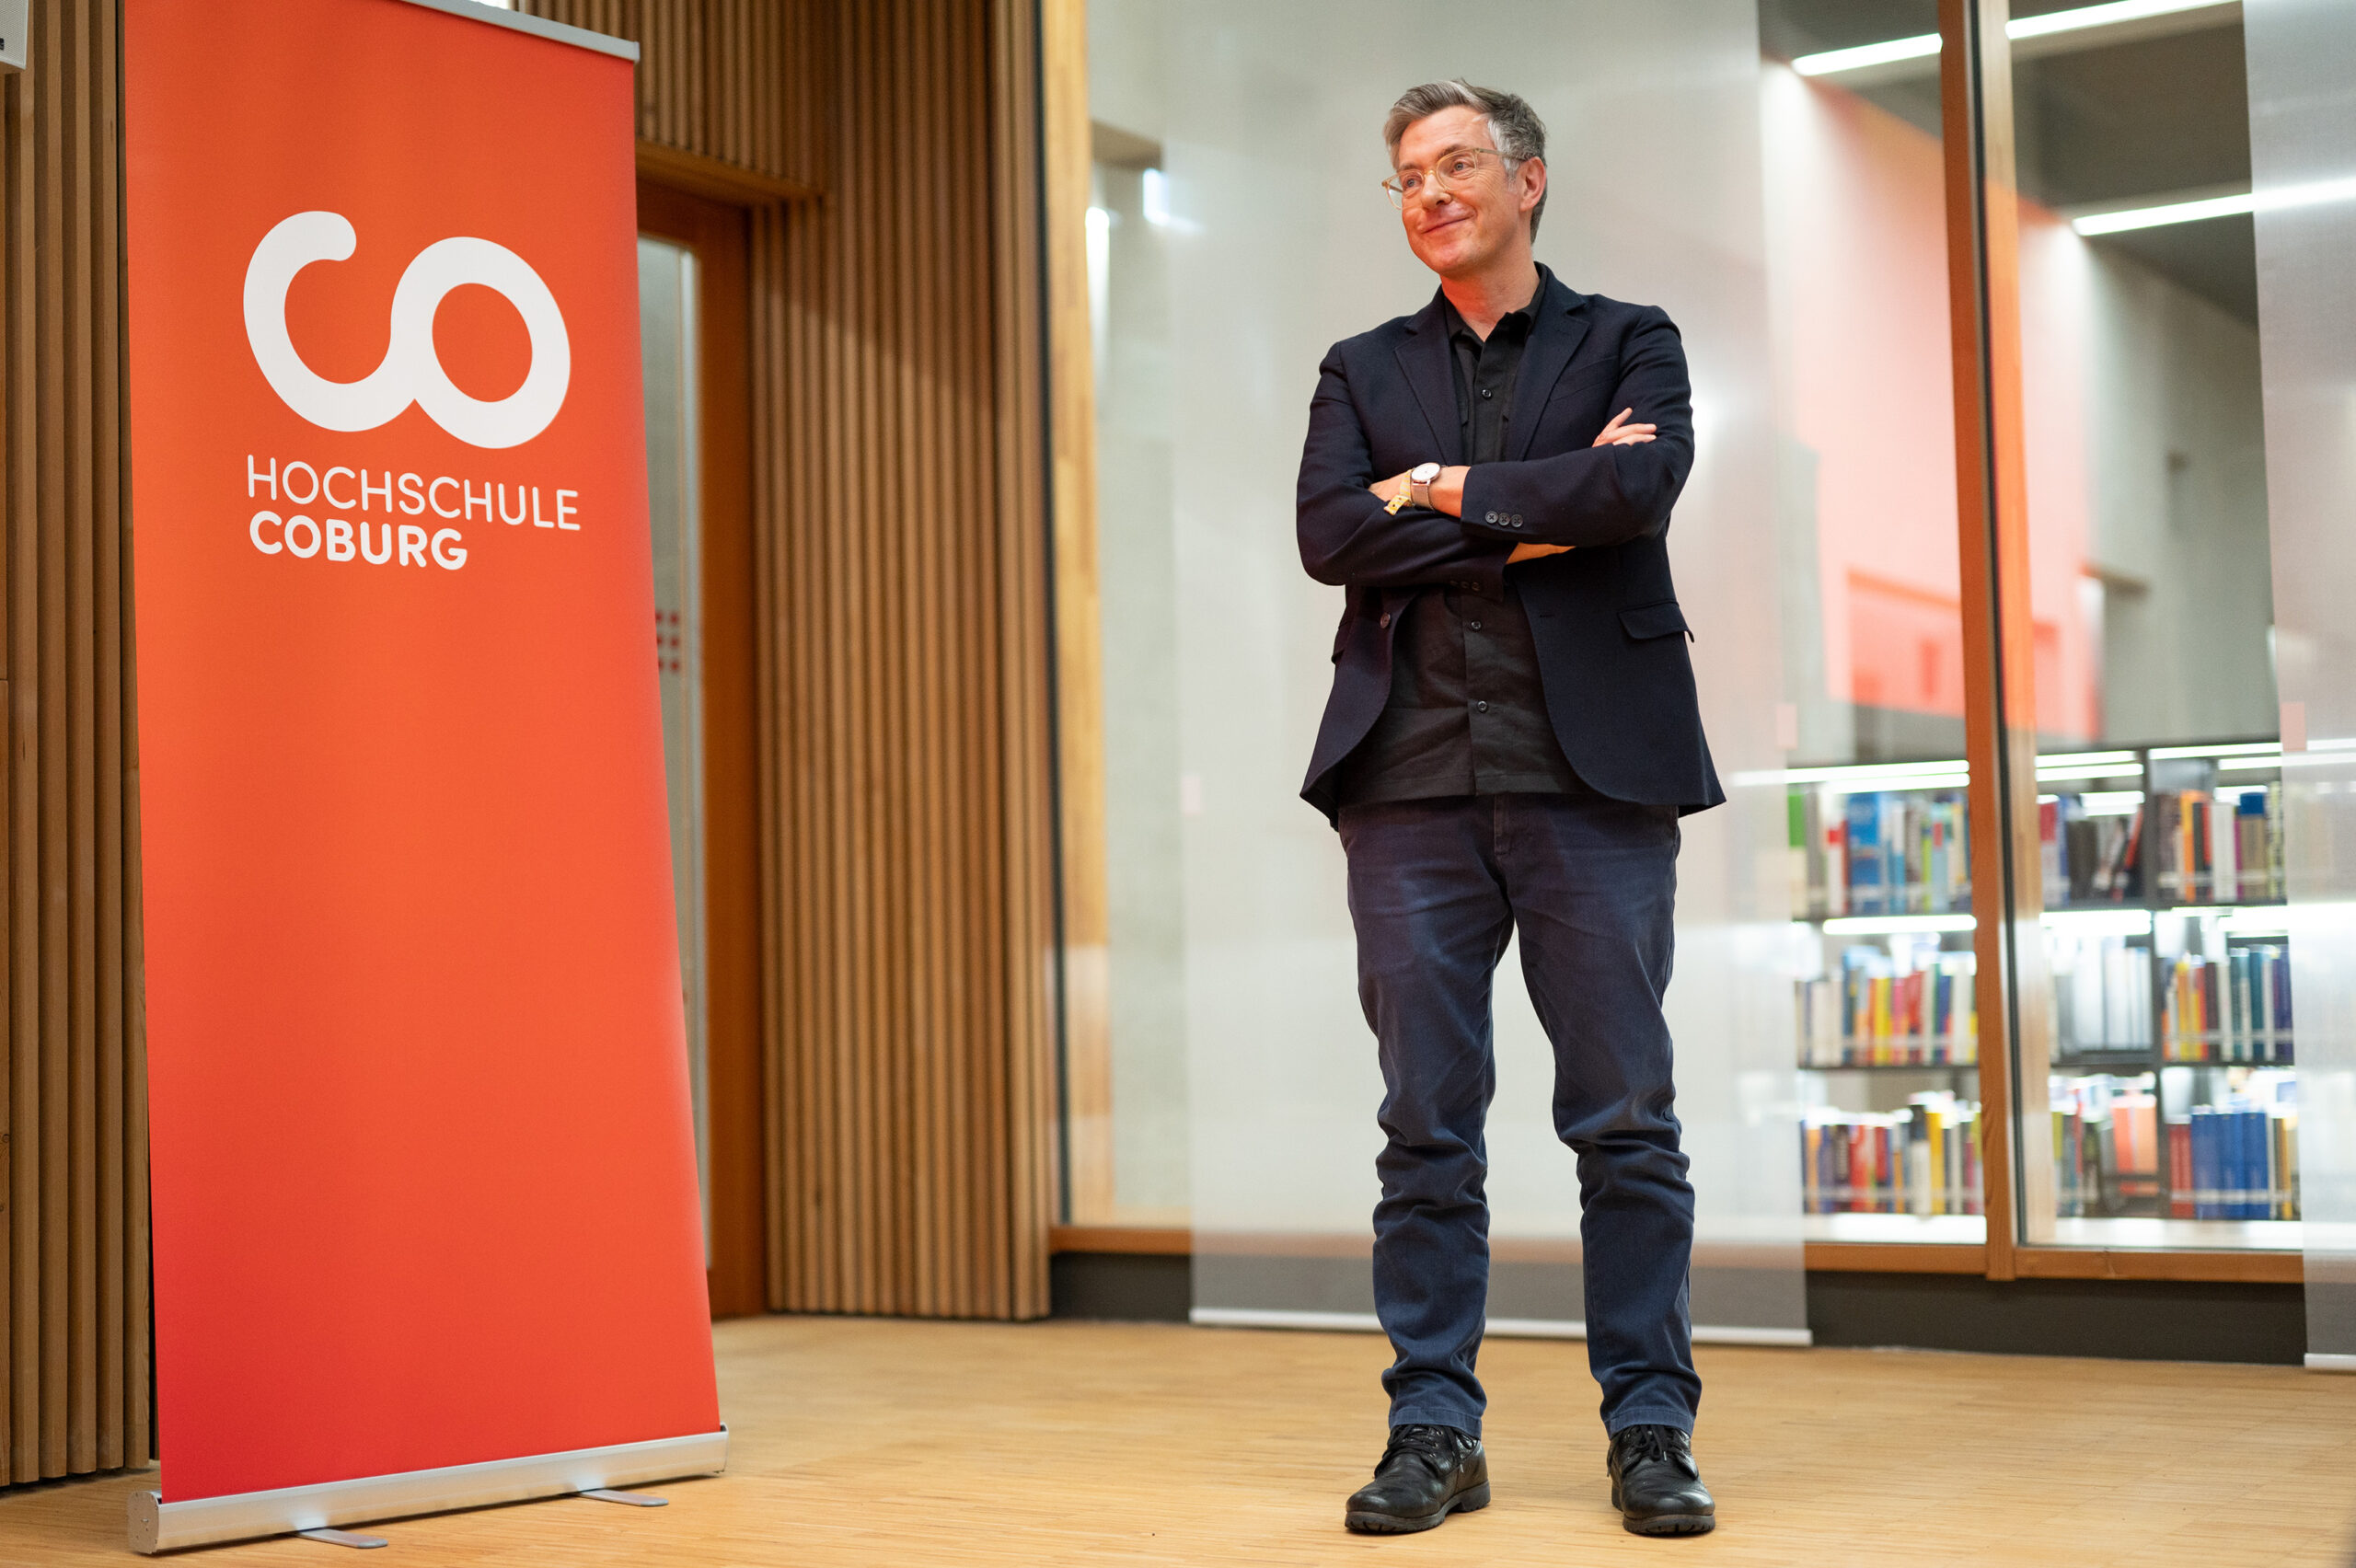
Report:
2050,932,2153,1057
1794,951,1978,1066
2038,787,2284,908
2162,946,2292,1062
2051,1078,2159,1218
1788,790,1970,919
2173,1100,2299,1220
1800,1095,1982,1215
2152,788,2283,906
2045,801,2142,905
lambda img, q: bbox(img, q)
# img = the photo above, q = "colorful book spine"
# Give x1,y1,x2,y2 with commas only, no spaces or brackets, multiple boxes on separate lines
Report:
2163,946,2292,1063
1801,1100,1981,1216
1794,952,1977,1067
2166,1119,2193,1217
2153,787,2284,907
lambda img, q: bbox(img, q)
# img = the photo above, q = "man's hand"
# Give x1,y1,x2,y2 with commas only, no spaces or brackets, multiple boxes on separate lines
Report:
1595,408,1656,447
1506,412,1649,563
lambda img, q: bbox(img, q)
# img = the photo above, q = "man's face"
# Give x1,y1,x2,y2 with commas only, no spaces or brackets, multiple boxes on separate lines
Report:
1392,106,1542,278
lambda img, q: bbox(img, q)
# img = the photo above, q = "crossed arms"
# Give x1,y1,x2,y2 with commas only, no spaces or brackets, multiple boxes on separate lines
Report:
1295,307,1694,597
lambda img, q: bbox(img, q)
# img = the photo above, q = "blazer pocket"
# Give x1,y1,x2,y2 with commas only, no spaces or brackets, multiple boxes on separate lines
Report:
1620,600,1692,641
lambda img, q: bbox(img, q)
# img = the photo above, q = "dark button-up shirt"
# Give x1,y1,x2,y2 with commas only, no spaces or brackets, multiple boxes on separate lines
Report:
1333,274,1581,808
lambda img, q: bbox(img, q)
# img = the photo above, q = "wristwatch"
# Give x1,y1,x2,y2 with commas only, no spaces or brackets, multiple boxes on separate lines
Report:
1409,461,1442,510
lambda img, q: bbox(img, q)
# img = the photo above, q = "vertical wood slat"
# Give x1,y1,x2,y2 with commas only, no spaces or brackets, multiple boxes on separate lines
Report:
0,0,152,1485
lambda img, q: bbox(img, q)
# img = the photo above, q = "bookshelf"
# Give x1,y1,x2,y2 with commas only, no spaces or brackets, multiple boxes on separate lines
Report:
1786,740,2300,1250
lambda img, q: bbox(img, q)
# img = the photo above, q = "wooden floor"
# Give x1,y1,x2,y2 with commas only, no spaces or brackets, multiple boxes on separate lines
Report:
0,1315,2350,1565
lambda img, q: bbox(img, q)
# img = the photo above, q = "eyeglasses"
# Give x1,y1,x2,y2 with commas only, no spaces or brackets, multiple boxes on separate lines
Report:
1382,146,1516,209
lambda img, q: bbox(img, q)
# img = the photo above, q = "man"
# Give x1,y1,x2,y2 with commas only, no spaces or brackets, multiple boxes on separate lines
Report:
1295,80,1723,1539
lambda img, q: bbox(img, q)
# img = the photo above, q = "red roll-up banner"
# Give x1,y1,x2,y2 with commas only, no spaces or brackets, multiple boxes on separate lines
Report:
123,0,722,1551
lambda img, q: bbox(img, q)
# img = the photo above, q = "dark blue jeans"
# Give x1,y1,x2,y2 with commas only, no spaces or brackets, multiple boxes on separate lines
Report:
1337,791,1700,1439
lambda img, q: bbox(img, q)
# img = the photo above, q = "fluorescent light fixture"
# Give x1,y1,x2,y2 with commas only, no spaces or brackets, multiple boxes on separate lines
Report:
2038,750,2139,769
1821,915,1976,935
1779,775,1973,797
2042,907,2153,935
1794,0,2234,78
2074,176,2356,237
1779,758,1969,784
2149,742,2281,759
1792,34,1940,76
2007,0,2234,41
2073,191,2253,235
2075,790,2145,814
2035,762,2146,782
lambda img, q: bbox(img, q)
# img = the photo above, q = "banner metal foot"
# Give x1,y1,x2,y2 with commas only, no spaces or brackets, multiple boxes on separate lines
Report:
580,1488,667,1506
297,1528,390,1549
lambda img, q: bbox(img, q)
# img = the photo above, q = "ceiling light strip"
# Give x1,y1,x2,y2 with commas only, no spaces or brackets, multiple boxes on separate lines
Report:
1792,0,2235,78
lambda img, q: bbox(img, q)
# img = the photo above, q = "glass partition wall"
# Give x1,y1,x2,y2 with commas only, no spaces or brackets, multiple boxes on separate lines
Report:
1061,0,2331,1293
1079,0,1807,1338
1762,0,1983,1245
2001,0,2293,1251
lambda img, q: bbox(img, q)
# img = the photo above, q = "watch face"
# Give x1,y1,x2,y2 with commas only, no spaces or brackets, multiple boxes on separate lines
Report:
1413,462,1441,481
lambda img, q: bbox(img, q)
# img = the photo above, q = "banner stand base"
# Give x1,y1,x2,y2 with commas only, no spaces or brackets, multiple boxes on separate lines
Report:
581,1488,669,1506
128,1425,727,1553
296,1528,389,1550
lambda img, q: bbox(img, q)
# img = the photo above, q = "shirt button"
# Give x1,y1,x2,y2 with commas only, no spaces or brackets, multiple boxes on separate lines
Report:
1475,701,1490,712
1480,388,1494,399
1468,619,1483,630
1379,612,1391,628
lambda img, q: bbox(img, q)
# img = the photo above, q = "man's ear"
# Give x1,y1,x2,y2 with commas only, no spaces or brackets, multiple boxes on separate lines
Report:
1519,156,1547,218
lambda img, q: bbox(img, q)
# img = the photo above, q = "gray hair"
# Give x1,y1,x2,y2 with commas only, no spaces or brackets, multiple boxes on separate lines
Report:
1382,80,1549,240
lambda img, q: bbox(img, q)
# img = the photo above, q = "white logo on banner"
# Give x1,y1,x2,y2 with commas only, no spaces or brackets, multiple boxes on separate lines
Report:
243,211,571,450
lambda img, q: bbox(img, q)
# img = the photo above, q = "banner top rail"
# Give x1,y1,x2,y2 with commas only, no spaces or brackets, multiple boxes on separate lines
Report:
394,0,640,62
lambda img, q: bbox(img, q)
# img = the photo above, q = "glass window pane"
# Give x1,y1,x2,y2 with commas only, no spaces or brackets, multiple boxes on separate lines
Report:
2004,1,2295,1251
1764,0,1985,1243
1076,0,1808,1335
2242,0,2356,1364
639,236,709,1254
1068,35,1191,1228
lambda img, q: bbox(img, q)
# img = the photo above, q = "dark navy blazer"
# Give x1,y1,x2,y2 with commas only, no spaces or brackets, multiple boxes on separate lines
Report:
1296,271,1726,824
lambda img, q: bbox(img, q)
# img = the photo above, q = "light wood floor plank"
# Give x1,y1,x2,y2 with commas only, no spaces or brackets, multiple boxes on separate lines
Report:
0,1315,2348,1565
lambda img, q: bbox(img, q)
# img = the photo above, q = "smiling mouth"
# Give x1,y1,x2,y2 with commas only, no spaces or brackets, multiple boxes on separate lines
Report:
1422,213,1470,236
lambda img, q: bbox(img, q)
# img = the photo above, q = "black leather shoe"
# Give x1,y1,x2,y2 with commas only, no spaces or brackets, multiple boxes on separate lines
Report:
1607,1424,1715,1536
1344,1424,1490,1534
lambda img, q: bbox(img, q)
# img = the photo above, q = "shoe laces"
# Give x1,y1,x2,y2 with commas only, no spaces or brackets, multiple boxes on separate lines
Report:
1380,1424,1462,1474
1616,1424,1691,1470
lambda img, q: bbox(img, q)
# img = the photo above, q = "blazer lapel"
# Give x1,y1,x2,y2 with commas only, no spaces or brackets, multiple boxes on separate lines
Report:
1507,274,1593,461
1392,292,1462,466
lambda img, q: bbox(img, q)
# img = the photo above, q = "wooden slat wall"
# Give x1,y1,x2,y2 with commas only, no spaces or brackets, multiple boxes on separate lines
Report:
525,0,826,193
748,0,1056,1321
0,0,153,1485
525,0,1061,1319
